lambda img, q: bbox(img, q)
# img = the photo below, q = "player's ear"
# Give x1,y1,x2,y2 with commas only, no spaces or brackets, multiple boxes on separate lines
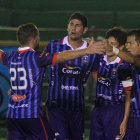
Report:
83,27,88,34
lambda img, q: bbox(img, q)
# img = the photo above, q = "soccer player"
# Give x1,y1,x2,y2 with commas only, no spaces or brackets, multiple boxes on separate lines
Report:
89,27,132,140
109,29,140,139
0,23,105,140
45,12,105,140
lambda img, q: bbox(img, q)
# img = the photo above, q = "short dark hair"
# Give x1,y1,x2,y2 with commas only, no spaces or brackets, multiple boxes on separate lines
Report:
16,23,39,46
127,29,140,44
68,12,87,27
106,27,127,46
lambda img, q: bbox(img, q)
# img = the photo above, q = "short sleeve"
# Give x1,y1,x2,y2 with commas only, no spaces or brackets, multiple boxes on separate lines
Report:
35,51,58,67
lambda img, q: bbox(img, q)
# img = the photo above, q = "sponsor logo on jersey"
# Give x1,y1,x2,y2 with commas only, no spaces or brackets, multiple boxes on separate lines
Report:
97,94,112,100
9,103,28,108
12,94,26,102
61,85,79,90
61,64,81,75
98,76,110,87
65,64,81,70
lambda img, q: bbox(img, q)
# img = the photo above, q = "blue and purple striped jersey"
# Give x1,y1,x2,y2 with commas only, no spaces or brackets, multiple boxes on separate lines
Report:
1,47,57,118
131,55,140,117
45,36,100,111
95,55,132,106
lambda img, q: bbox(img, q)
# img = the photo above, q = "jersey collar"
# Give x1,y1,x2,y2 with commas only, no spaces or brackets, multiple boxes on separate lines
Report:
61,36,88,50
17,47,34,53
103,55,122,65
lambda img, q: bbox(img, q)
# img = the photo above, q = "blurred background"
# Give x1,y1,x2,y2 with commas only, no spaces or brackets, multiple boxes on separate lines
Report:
0,0,140,139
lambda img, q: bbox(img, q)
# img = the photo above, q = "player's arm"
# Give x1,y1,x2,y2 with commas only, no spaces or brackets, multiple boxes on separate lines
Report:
118,51,140,67
120,90,131,139
0,49,4,63
117,66,132,139
107,45,140,67
56,39,105,63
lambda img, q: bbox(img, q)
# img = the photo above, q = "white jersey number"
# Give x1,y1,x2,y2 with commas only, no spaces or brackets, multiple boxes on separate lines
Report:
10,68,27,90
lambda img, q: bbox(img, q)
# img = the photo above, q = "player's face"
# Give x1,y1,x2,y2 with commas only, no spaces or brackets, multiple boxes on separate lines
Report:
34,34,40,50
67,19,87,41
106,36,119,56
126,35,140,56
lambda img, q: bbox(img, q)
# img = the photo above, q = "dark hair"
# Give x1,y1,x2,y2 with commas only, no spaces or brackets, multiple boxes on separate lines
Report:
106,27,127,46
68,12,87,27
16,23,39,46
127,29,140,44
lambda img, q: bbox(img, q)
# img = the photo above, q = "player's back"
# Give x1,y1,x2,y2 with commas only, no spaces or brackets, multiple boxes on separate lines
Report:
5,49,45,118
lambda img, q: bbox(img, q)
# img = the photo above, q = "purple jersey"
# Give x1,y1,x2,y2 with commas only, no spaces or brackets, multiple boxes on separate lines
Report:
45,36,100,111
131,55,140,117
1,47,57,118
95,55,132,106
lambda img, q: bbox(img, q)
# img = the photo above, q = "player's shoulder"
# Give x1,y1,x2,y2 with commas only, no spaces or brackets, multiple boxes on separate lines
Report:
119,59,132,67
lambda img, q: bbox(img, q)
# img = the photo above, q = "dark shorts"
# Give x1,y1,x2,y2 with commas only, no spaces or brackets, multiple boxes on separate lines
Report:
47,108,84,140
6,115,55,140
89,103,125,140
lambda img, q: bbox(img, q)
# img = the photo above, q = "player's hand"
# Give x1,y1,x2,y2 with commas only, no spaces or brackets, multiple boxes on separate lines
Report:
105,42,113,53
86,37,106,54
120,121,127,139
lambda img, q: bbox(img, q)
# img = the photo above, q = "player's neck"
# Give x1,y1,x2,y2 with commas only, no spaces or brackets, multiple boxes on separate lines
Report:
68,38,84,50
107,55,117,63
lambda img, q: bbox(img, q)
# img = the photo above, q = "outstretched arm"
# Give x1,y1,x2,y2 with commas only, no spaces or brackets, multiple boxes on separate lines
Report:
106,45,140,67
56,39,105,63
120,90,131,139
117,51,140,67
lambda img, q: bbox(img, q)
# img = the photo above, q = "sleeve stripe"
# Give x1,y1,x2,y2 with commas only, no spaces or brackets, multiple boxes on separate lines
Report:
124,86,132,91
52,53,58,66
122,79,133,88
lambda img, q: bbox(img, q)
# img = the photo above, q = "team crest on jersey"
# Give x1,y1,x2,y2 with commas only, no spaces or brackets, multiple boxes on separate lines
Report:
111,68,117,78
39,51,45,58
12,94,26,102
82,55,88,64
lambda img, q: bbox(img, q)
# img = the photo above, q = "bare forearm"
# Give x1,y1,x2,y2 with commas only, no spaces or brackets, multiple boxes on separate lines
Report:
122,91,131,123
118,51,140,67
118,51,135,64
123,100,130,123
56,49,87,63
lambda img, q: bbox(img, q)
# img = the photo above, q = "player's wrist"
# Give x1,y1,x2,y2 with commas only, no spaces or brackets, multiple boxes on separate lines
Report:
113,46,119,55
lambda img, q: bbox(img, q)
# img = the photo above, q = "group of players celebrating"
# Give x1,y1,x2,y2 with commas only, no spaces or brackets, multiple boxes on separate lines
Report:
0,12,140,140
